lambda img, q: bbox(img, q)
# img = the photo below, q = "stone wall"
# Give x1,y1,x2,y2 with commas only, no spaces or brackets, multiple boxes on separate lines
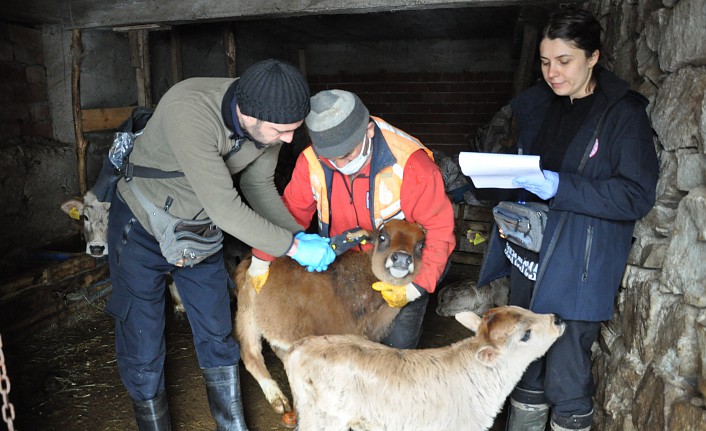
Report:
587,0,706,429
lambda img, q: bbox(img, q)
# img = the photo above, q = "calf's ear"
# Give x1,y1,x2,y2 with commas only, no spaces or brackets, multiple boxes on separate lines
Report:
455,311,482,332
61,199,84,219
476,345,500,364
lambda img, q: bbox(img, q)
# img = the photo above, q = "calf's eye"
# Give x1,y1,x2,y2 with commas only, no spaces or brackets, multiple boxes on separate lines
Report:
521,330,532,342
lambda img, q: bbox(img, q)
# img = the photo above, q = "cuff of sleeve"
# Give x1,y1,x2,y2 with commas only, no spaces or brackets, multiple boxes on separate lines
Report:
407,282,424,301
252,248,276,262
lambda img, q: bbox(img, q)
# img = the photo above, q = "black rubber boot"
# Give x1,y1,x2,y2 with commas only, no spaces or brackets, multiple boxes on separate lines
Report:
132,390,172,431
202,364,249,431
505,387,550,431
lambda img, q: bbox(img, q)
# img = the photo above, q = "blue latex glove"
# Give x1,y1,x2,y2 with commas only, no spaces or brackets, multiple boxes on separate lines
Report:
291,232,336,272
512,170,560,200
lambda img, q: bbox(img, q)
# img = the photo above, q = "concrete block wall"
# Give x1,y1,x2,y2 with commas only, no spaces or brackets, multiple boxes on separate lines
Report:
0,22,52,140
309,71,513,154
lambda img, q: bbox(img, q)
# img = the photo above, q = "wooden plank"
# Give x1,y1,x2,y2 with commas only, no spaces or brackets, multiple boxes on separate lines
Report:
224,25,236,78
112,23,170,32
0,0,584,30
449,251,484,266
298,48,307,78
453,203,494,223
512,6,543,95
130,29,152,107
81,107,135,132
0,254,97,301
71,29,89,195
170,28,183,85
46,254,98,281
0,258,110,340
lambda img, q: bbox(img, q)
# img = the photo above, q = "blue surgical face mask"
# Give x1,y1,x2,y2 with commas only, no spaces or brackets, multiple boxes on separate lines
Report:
330,136,371,175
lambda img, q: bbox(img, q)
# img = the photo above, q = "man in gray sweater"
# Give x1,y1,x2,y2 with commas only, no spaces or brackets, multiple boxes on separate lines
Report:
105,59,335,431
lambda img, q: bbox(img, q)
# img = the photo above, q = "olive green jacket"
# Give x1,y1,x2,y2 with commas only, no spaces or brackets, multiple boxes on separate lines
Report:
116,77,301,257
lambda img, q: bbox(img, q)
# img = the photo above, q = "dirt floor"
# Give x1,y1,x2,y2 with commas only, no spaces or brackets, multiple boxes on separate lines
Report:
2,262,508,431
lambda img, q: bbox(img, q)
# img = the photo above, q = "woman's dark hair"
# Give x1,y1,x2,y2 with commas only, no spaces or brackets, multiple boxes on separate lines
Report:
542,8,603,57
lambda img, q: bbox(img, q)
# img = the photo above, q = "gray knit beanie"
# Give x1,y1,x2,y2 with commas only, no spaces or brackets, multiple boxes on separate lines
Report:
235,59,310,124
305,90,370,159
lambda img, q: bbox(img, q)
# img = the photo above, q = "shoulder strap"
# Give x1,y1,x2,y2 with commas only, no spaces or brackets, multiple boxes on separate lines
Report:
126,177,163,214
124,163,185,180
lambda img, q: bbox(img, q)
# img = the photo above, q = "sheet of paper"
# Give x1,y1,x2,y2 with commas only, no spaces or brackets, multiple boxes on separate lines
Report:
458,152,544,189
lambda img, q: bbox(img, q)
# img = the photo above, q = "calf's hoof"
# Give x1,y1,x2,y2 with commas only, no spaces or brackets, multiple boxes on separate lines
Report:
281,410,297,429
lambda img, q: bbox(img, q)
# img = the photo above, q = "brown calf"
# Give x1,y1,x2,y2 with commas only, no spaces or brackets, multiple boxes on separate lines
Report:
234,219,426,415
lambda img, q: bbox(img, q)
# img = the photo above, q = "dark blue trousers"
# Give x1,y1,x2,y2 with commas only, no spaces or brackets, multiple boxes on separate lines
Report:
382,259,451,349
105,193,239,401
509,266,600,418
381,292,429,349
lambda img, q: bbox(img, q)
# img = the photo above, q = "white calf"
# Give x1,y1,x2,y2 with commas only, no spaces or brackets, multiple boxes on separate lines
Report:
285,305,565,431
61,190,111,257
61,191,186,315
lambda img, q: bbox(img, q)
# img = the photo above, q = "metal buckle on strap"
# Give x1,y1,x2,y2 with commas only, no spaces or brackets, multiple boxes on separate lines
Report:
124,163,134,181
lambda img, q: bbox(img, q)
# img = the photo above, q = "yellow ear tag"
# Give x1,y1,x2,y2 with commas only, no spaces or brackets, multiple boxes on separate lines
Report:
468,232,486,246
69,207,81,220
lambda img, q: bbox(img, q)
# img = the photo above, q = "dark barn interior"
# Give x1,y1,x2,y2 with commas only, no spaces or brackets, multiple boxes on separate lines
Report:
1,0,705,430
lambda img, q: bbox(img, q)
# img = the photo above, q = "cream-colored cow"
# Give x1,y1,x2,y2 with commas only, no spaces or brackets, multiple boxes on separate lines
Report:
61,190,111,257
61,191,186,315
285,305,565,431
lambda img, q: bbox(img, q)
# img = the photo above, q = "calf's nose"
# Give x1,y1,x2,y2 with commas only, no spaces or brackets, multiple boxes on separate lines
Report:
391,252,412,267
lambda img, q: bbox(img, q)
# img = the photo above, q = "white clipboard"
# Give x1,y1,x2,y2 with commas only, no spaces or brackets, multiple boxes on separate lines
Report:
458,152,544,189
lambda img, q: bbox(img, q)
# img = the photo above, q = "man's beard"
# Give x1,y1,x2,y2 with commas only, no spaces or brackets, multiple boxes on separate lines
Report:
252,139,282,150
242,123,282,149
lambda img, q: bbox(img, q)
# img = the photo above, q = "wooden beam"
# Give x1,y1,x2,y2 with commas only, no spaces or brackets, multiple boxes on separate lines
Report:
512,6,544,95
129,29,152,107
0,254,111,342
298,48,307,79
112,23,170,32
81,107,135,132
449,251,483,266
71,29,89,196
0,0,584,30
170,28,183,85
224,25,236,78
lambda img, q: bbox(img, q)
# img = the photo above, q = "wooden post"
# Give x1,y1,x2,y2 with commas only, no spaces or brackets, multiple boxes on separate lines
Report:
224,25,236,78
71,29,89,195
130,29,152,107
512,7,544,96
170,27,183,85
298,48,307,79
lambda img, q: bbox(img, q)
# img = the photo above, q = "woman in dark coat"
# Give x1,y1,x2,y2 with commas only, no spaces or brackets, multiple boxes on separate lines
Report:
478,8,658,431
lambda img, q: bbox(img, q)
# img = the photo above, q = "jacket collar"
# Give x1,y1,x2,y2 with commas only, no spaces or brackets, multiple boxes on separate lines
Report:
221,78,246,139
368,120,396,177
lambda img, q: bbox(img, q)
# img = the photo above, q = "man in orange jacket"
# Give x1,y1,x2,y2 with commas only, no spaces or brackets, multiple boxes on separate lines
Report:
249,89,455,349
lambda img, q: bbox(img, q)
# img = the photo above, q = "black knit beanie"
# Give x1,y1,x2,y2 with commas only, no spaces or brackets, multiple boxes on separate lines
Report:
235,59,310,124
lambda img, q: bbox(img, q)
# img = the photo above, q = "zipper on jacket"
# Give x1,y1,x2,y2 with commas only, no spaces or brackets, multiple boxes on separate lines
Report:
582,225,594,282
